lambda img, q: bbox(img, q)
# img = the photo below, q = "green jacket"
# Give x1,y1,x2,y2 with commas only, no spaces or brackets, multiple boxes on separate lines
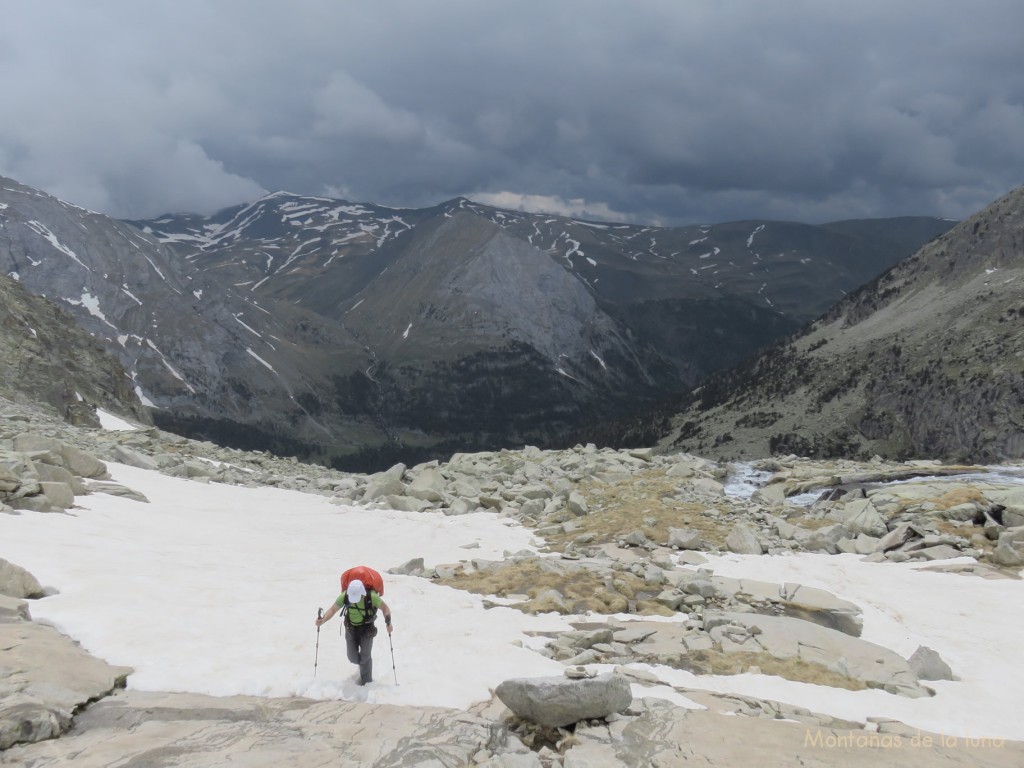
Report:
335,591,382,626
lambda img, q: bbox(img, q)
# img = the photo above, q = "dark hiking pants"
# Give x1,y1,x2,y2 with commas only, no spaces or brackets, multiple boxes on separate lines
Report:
345,623,376,684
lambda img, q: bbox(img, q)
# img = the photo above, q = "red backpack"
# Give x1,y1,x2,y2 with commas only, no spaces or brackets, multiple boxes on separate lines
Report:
341,565,385,596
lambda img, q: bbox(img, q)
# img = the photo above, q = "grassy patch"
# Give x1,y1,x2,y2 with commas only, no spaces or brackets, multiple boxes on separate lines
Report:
539,469,733,550
779,514,839,531
434,559,657,615
674,650,867,691
896,486,985,513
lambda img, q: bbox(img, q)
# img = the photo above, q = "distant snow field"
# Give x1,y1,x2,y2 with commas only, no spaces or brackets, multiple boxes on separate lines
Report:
4,461,1024,739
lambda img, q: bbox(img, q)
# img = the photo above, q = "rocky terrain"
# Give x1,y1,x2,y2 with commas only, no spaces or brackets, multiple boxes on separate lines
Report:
656,184,1024,464
3,398,1023,765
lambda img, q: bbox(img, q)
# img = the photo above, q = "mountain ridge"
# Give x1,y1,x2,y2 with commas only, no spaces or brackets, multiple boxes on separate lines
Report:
1,173,955,468
656,184,1024,462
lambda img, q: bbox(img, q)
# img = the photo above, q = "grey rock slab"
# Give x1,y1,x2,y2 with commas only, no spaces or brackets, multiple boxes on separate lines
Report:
911,544,963,561
876,522,926,553
555,628,615,651
81,480,150,503
111,445,161,471
495,673,632,728
5,689,506,768
704,611,928,697
0,600,131,750
713,577,863,637
568,696,1024,767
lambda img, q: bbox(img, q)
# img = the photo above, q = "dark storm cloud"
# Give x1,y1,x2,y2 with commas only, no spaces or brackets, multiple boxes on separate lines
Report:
2,0,1022,224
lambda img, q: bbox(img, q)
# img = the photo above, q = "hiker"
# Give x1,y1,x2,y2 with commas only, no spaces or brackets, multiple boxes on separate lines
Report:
316,577,393,685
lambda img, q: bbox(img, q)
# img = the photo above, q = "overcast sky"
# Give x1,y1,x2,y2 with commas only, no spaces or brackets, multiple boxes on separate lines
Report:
2,1,1022,225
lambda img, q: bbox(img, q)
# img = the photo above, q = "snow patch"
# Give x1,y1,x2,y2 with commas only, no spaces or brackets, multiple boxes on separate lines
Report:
97,409,139,431
65,292,118,331
233,314,262,337
25,220,91,270
246,347,277,374
121,285,143,306
747,224,766,248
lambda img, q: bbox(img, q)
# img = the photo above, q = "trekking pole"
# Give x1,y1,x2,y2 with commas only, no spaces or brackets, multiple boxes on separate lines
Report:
388,632,398,685
314,608,323,676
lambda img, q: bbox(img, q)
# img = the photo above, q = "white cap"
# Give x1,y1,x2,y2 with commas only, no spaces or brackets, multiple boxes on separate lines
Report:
347,579,366,603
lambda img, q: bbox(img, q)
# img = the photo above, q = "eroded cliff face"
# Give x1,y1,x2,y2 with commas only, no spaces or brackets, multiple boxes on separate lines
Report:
661,185,1024,463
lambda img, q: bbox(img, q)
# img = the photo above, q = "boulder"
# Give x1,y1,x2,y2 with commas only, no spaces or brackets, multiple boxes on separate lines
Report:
628,448,653,462
495,673,632,728
389,557,426,576
0,464,21,493
39,481,75,510
408,467,446,502
12,435,108,479
803,524,847,554
0,559,45,599
690,477,725,496
840,499,888,537
33,463,86,495
908,645,955,681
725,523,764,555
363,475,407,501
667,528,703,550
990,540,1024,567
566,491,589,516
752,483,788,506
111,445,161,471
876,522,925,553
384,495,433,513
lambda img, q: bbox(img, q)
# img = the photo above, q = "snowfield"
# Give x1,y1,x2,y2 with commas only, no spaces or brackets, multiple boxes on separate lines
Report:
4,461,1024,739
